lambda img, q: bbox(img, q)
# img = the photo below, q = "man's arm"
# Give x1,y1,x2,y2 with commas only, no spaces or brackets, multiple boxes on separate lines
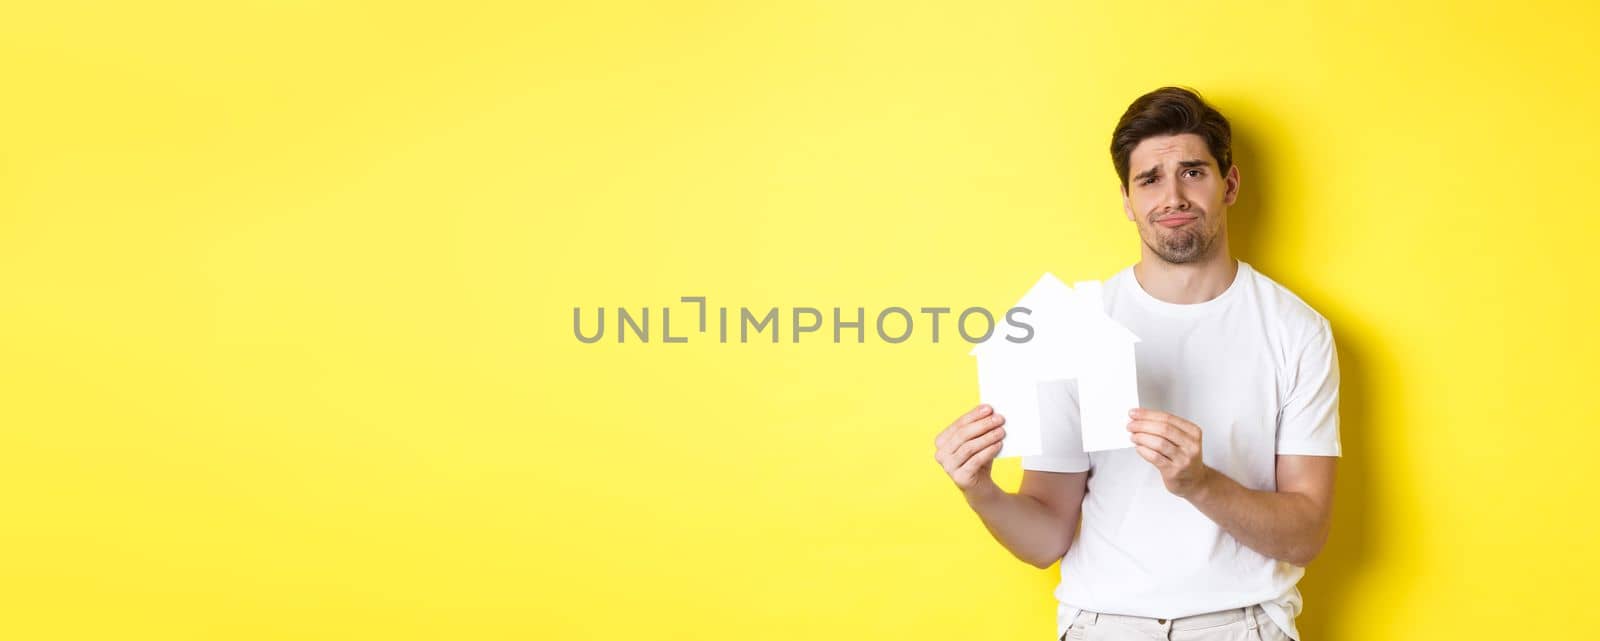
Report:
934,404,1088,569
963,470,1087,569
1186,454,1335,566
1127,408,1337,566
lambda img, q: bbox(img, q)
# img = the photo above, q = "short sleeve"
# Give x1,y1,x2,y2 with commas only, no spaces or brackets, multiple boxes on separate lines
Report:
1021,378,1092,472
1277,317,1342,456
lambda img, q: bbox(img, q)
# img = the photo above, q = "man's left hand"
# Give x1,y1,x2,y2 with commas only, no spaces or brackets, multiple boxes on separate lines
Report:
1127,408,1214,499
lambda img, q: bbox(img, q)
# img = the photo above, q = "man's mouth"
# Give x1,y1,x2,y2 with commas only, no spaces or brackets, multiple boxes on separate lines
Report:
1155,214,1198,228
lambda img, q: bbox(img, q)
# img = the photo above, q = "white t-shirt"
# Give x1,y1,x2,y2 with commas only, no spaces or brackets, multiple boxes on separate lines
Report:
1022,260,1341,641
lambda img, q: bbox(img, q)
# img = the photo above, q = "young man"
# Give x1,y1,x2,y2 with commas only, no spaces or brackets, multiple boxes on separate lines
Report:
933,87,1340,641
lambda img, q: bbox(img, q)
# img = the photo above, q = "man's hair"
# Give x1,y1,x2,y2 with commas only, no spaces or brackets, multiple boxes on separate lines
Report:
1110,86,1232,190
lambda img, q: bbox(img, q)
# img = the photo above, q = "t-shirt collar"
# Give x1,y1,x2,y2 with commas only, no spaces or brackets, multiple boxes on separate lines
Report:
1123,258,1248,317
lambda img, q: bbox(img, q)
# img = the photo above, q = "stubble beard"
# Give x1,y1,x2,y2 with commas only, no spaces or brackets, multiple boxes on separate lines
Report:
1144,214,1216,265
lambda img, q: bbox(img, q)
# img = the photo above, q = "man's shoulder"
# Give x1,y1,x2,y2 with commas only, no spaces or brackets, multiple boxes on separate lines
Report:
1241,261,1332,337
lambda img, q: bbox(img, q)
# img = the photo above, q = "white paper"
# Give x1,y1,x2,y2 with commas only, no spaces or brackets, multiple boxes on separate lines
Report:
977,357,1043,458
1074,339,1141,452
970,273,1141,458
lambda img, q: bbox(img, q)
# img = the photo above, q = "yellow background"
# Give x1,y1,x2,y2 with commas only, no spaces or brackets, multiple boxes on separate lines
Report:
2,2,1597,639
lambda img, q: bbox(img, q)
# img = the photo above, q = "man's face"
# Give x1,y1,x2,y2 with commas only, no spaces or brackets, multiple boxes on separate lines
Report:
1121,133,1239,264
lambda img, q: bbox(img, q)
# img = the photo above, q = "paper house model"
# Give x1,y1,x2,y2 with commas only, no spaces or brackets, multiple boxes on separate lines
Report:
969,273,1141,458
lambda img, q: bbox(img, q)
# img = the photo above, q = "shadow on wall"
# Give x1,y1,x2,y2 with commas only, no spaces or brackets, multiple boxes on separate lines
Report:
1229,116,1401,640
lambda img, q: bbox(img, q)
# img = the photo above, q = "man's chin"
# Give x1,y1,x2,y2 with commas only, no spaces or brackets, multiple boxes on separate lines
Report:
1148,234,1210,264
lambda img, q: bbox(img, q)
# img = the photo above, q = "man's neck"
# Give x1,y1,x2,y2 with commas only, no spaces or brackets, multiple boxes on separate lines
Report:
1133,249,1239,305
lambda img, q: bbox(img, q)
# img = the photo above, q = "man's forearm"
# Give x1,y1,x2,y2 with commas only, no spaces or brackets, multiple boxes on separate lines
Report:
961,479,1077,569
1187,469,1327,566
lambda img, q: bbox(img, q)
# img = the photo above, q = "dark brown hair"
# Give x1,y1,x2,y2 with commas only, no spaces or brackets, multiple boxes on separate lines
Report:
1110,86,1232,190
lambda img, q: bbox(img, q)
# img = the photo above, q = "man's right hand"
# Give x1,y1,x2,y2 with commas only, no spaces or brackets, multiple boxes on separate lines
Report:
934,404,1007,493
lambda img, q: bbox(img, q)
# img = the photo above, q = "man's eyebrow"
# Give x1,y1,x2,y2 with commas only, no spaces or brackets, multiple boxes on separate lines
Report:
1133,158,1212,182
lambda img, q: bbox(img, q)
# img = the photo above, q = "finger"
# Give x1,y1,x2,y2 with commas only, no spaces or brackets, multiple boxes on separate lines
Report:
939,405,994,450
1126,419,1187,447
1130,432,1177,458
956,441,1004,479
936,423,965,454
1163,414,1201,440
1134,444,1171,467
958,413,1005,442
946,426,1004,475
952,424,1007,468
1129,419,1199,453
1130,408,1171,423
1129,423,1196,463
1131,408,1200,440
959,404,994,425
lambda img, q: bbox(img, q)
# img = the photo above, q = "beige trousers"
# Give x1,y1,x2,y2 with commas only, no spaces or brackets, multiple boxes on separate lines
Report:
1061,604,1292,641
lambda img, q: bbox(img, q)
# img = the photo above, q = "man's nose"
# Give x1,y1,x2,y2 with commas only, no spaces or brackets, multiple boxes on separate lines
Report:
1162,182,1190,212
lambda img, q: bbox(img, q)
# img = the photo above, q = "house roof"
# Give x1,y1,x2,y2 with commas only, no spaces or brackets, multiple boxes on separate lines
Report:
969,272,1140,356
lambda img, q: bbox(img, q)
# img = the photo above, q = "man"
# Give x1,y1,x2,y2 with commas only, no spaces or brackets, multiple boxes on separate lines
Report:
933,87,1340,641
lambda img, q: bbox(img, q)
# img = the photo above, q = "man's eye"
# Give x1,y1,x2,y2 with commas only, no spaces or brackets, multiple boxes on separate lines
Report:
1184,169,1203,178
1140,177,1157,185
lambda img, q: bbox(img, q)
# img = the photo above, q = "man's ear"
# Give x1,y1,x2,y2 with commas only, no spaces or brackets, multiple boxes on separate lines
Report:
1223,164,1241,207
1122,186,1134,221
